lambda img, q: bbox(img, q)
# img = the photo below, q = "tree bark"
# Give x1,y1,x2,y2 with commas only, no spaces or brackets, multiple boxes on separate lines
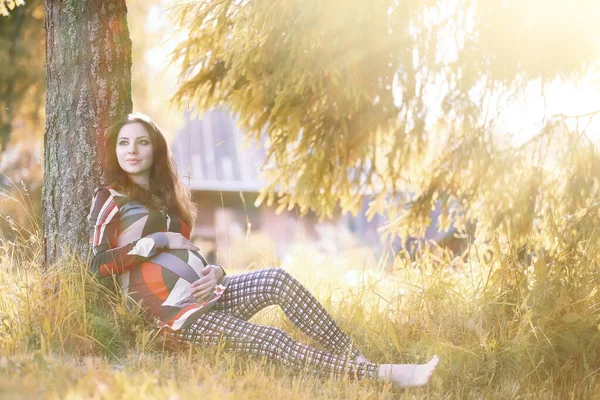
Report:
43,0,132,267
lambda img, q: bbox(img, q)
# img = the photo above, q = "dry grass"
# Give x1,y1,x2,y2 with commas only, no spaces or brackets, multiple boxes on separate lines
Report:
1,223,599,399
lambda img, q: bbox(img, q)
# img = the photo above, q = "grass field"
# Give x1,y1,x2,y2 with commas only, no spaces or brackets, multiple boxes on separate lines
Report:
1,232,599,399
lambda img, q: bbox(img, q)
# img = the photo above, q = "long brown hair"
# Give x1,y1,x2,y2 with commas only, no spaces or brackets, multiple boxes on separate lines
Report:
105,112,196,228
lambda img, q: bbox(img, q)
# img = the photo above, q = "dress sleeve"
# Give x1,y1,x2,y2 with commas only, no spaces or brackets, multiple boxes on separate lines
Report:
87,187,168,277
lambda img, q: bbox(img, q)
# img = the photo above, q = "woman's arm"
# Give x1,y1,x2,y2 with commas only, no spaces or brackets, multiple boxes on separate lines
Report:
89,233,169,277
88,187,168,277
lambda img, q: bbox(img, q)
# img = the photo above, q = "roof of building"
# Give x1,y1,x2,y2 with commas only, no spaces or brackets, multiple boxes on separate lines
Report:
171,109,268,192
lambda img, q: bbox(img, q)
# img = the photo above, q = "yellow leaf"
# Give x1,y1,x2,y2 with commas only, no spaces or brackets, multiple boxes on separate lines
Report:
275,201,287,215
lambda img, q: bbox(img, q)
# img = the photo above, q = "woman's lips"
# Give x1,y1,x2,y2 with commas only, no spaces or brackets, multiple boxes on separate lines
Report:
127,159,140,164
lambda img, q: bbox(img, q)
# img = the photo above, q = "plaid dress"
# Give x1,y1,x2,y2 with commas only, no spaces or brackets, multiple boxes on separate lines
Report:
87,186,230,330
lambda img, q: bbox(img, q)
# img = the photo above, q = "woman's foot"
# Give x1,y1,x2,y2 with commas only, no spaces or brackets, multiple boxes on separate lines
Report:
378,355,439,388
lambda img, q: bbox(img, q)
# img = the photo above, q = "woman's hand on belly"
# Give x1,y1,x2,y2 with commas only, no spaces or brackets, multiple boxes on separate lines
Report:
190,265,224,300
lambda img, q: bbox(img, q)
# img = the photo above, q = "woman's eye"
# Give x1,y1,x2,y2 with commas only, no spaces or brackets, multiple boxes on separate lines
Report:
118,141,128,146
140,140,149,145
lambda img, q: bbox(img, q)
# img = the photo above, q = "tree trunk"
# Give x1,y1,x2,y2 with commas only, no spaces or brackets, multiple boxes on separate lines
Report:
43,0,132,267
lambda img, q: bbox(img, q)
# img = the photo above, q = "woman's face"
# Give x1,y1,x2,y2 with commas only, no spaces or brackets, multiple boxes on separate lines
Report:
116,122,154,186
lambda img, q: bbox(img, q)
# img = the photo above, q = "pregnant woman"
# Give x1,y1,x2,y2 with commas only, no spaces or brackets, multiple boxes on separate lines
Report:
88,112,439,387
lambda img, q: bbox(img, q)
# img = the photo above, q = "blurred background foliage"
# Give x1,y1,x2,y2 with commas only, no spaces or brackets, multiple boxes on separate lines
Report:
0,0,44,237
170,0,600,265
0,0,597,276
0,0,25,18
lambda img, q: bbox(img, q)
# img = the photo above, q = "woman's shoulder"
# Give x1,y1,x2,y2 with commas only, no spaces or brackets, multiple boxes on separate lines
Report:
94,185,128,198
91,186,132,211
88,186,128,223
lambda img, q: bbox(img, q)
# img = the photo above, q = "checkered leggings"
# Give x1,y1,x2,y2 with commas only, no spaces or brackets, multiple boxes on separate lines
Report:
168,267,379,380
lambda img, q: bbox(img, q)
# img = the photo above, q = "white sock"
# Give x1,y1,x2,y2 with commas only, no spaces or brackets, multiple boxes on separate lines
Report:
378,355,439,388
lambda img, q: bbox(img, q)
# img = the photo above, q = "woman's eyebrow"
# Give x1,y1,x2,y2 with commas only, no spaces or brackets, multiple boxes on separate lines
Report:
117,136,150,141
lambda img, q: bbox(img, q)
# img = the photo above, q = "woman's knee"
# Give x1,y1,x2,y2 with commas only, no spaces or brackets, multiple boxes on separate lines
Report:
267,267,295,288
261,267,298,301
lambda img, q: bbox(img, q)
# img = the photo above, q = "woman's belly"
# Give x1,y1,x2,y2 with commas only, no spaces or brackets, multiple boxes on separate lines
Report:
125,249,209,307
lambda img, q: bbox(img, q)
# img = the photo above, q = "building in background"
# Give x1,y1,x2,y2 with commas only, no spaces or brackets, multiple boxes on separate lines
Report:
171,109,464,268
170,109,385,268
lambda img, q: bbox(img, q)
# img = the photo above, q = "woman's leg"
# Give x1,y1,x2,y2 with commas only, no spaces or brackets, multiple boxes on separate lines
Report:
214,268,364,360
170,310,379,380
